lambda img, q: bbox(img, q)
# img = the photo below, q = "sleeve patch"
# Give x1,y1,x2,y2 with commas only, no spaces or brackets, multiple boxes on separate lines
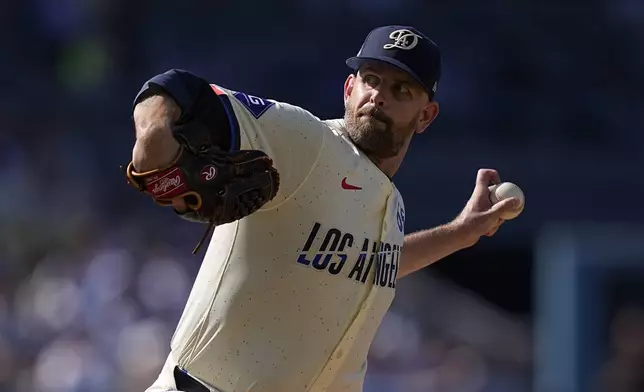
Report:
233,91,275,119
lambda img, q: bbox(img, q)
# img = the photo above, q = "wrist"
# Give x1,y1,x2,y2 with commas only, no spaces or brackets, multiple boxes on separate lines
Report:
446,216,479,249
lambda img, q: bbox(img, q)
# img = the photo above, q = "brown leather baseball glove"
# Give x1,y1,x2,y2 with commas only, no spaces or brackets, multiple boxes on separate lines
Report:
123,122,279,253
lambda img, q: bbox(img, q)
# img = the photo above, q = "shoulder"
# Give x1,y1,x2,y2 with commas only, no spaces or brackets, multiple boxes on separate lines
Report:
323,118,347,135
213,84,344,149
211,84,318,122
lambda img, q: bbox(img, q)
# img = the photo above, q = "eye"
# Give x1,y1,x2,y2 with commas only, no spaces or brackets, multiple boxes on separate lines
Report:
397,83,412,95
363,74,379,86
393,83,413,99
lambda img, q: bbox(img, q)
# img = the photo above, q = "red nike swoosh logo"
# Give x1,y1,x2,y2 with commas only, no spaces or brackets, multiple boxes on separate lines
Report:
341,177,362,190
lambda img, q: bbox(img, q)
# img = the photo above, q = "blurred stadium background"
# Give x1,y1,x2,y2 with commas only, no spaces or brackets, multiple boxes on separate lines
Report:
2,1,644,391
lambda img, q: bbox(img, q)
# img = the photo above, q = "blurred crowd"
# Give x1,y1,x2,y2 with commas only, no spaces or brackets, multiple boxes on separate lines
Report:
2,0,644,391
0,245,533,392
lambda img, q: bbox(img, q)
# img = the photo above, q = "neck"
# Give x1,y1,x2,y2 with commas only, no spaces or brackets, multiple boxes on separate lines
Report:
373,136,412,178
371,155,401,178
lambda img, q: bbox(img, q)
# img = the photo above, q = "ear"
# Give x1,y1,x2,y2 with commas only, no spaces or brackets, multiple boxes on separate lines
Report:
344,74,356,104
416,100,439,134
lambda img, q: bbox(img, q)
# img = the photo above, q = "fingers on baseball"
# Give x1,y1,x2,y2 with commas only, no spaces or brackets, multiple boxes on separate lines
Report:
485,219,504,236
476,168,501,188
491,197,522,215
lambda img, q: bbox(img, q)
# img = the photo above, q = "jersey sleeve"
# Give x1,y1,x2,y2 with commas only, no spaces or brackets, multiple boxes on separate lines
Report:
210,85,326,207
133,69,325,207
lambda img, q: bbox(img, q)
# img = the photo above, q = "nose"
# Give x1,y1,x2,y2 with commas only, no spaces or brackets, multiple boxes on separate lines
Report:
369,88,387,108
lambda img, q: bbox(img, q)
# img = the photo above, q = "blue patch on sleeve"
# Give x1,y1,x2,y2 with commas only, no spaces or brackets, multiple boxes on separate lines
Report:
233,91,275,119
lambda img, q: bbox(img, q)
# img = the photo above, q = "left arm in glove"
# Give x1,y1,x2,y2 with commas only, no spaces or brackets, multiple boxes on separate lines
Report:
125,71,279,253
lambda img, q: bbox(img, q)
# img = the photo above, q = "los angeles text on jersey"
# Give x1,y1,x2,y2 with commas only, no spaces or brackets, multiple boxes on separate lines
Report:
295,222,400,288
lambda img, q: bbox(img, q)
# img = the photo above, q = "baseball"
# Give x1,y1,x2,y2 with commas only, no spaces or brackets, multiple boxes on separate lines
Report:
488,182,525,220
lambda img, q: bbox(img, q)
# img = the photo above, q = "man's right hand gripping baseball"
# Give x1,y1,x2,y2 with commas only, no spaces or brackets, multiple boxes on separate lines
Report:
126,80,280,253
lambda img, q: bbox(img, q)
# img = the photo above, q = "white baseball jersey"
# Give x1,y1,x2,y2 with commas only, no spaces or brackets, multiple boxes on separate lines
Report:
147,85,406,392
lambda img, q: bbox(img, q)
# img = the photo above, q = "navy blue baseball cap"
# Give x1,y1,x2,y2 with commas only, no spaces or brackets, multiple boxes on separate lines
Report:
346,25,442,98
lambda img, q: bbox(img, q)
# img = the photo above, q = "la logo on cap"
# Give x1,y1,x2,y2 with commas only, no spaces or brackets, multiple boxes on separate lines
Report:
383,29,423,51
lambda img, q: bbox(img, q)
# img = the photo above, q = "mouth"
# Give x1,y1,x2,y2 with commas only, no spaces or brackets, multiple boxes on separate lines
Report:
362,114,383,122
360,110,390,125
371,117,387,125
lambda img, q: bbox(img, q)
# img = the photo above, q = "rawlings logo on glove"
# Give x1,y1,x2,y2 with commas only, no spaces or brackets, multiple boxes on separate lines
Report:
146,168,187,197
201,166,218,181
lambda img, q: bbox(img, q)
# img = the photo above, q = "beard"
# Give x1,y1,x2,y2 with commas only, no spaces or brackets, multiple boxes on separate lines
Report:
344,98,417,160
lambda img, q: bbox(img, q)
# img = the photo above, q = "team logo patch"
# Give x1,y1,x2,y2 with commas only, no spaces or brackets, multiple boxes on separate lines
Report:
383,29,423,51
396,201,405,234
396,201,405,233
233,91,275,119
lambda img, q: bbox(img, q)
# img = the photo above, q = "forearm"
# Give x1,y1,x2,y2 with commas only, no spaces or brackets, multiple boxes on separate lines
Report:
132,94,181,171
131,69,231,171
398,221,474,279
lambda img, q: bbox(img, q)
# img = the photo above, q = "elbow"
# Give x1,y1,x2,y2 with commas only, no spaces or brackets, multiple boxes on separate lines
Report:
132,127,180,172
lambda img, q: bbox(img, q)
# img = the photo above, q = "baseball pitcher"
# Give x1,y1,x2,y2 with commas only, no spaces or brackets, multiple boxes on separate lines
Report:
124,25,522,392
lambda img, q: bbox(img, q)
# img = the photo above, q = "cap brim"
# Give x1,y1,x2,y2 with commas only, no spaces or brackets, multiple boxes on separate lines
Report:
346,56,432,95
